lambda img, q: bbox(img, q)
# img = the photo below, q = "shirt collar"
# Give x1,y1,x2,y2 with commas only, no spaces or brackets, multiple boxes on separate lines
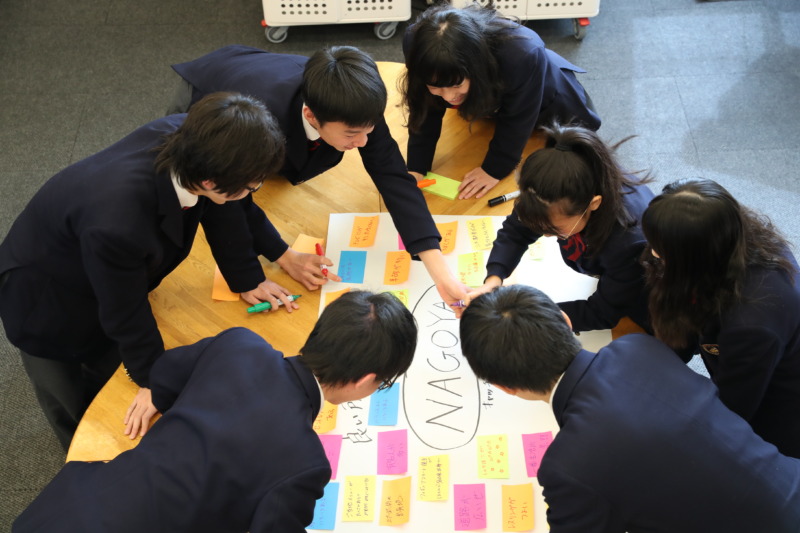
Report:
313,373,326,405
301,104,321,141
548,372,565,409
171,171,199,209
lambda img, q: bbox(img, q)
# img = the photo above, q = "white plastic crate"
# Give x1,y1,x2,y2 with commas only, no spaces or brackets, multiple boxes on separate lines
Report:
262,0,411,43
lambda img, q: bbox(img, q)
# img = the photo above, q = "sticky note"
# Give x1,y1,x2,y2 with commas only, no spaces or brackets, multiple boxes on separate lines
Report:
377,429,408,475
318,434,343,480
385,289,409,308
501,484,535,532
338,251,367,283
342,475,376,522
313,401,338,434
379,477,411,526
211,265,239,301
436,221,458,254
324,287,351,307
454,484,487,531
398,234,405,251
292,233,324,255
383,251,411,285
308,482,339,530
350,215,379,247
417,455,449,501
477,434,509,479
458,251,485,287
422,172,460,200
466,217,495,251
521,431,553,477
526,238,547,261
369,384,400,426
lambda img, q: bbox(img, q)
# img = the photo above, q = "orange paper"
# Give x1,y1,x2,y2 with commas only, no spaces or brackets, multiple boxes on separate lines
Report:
436,221,458,255
292,233,324,255
211,265,239,302
324,287,351,307
379,476,411,526
349,215,379,247
383,251,411,285
313,401,338,434
501,484,535,532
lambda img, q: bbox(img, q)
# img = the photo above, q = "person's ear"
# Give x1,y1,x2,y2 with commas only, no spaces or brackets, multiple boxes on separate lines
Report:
588,194,602,212
354,373,378,394
561,310,573,330
302,106,319,129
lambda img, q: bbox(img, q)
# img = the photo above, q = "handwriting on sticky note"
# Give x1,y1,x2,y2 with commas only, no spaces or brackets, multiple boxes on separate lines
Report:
309,482,339,530
458,251,485,287
383,251,411,285
380,476,411,526
522,431,553,477
342,475,375,522
211,264,239,301
350,215,379,247
318,434,343,480
313,401,338,434
454,484,487,531
502,484,535,532
324,287,351,307
377,429,407,475
466,217,494,251
417,455,449,501
338,251,367,283
292,233,324,255
423,172,460,200
477,434,509,479
369,385,400,426
436,221,458,254
385,289,409,308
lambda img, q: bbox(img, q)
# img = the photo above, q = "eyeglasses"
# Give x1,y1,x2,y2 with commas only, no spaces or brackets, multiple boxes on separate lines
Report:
376,378,396,391
555,205,590,240
245,182,264,194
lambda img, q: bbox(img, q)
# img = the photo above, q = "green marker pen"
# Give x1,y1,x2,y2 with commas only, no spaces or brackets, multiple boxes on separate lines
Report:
247,295,302,313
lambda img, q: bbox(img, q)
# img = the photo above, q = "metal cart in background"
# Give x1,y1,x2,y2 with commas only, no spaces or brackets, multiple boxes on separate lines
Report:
450,0,600,40
261,0,411,44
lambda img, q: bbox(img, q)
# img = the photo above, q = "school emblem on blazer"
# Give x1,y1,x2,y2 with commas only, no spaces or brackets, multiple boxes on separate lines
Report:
701,344,720,356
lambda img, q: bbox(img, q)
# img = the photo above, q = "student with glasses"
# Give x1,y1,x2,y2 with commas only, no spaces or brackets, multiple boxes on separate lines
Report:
468,122,655,335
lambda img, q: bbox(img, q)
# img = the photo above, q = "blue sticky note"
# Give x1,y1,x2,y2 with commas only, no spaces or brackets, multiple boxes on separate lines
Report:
368,384,400,426
338,251,367,283
308,481,339,530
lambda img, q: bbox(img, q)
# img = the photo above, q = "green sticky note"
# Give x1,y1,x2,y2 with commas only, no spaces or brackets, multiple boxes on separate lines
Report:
422,172,460,200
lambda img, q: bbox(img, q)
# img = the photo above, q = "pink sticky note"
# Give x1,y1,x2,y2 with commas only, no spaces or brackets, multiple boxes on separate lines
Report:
454,484,487,530
398,234,405,251
377,429,408,475
319,434,343,480
521,431,553,477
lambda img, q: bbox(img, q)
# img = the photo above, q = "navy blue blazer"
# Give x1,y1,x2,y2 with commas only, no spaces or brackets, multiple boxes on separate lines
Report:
13,328,330,533
403,23,601,180
540,334,800,532
486,183,654,333
697,259,800,458
172,45,441,256
0,116,283,386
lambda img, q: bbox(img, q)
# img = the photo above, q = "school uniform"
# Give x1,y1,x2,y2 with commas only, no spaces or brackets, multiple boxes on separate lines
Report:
486,183,654,333
403,22,601,180
13,328,331,533
171,45,440,256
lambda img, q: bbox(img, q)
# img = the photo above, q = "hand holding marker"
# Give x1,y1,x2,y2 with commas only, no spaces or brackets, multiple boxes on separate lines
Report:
315,242,329,278
247,295,302,313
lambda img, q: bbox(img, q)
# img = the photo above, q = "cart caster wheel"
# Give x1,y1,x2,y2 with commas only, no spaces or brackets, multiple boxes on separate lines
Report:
374,21,398,40
572,18,589,41
265,26,288,44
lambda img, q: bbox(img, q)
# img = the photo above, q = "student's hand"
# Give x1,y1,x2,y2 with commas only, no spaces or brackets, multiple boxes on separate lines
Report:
409,171,425,181
418,249,469,318
241,280,300,312
124,387,158,439
458,167,500,200
464,276,504,308
275,248,342,290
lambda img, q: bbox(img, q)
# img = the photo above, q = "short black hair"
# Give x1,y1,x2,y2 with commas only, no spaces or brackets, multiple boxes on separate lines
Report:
299,291,417,387
155,92,285,195
460,285,580,394
301,46,387,127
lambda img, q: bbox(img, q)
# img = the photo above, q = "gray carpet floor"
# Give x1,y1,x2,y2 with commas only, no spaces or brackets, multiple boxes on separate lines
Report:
1,0,799,528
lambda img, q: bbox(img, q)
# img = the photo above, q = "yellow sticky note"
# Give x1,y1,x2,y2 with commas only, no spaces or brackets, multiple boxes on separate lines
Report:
466,217,495,251
324,287,351,307
343,475,376,522
423,172,460,200
526,239,547,261
379,476,411,526
386,289,409,308
383,251,411,285
501,484,535,532
477,434,510,479
417,455,449,501
313,401,338,434
211,265,239,302
458,251,486,288
436,221,458,255
350,215,380,247
292,233,324,255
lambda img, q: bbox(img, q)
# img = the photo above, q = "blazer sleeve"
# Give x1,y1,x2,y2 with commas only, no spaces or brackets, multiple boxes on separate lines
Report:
148,336,216,413
486,211,543,280
541,465,623,533
406,104,446,176
249,465,332,533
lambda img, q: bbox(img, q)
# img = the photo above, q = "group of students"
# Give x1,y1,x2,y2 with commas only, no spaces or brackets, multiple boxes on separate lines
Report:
4,3,800,532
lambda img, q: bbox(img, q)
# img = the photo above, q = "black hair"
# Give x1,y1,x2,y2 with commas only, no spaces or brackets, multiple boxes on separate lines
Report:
299,291,417,387
302,46,387,127
460,285,580,394
155,92,285,195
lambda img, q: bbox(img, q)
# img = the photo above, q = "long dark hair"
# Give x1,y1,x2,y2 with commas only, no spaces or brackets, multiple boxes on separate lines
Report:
401,3,514,133
515,122,648,254
641,178,795,348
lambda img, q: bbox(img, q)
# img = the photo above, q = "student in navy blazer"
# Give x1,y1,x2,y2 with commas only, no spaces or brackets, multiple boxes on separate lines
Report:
169,44,467,306
13,291,417,533
401,4,601,199
470,124,653,334
642,178,800,458
460,285,800,533
0,93,290,450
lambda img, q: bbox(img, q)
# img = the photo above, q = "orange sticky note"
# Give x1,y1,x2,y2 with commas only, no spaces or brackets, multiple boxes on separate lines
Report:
383,251,411,285
380,476,411,526
477,434,510,479
349,215,379,247
211,265,239,302
501,484,535,532
466,217,495,251
436,221,458,255
417,455,449,501
292,233,324,255
324,287,351,307
343,475,376,522
313,401,338,434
